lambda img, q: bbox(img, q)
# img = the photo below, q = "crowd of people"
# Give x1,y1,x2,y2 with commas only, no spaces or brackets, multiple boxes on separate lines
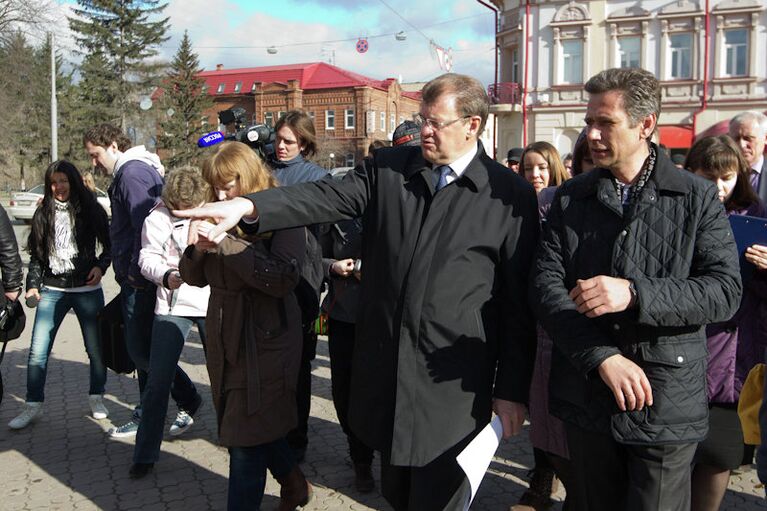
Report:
0,66,765,511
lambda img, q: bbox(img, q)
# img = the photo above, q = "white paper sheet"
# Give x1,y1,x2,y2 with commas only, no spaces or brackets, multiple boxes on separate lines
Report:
456,415,504,510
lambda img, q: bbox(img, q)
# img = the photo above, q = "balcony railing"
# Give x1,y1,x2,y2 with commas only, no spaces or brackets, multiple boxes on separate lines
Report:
488,82,521,105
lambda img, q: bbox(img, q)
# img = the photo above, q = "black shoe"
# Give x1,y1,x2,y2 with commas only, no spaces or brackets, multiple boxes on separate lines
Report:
353,463,375,493
129,462,154,479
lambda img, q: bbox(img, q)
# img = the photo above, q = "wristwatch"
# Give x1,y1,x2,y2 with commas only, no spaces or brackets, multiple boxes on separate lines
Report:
628,280,638,307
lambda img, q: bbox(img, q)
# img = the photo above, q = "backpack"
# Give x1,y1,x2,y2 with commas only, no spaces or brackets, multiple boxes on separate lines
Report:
294,228,325,325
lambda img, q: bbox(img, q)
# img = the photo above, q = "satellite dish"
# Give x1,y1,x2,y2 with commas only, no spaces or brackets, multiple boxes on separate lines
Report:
396,31,407,41
139,97,153,110
267,46,278,55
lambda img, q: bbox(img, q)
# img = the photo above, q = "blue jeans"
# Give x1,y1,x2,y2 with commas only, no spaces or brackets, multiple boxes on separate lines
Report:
133,315,204,464
26,287,106,402
228,438,295,511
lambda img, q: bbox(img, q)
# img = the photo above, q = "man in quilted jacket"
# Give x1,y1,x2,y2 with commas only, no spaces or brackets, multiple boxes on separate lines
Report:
531,68,742,510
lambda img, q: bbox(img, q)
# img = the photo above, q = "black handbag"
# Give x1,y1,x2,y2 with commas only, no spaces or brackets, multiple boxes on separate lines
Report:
98,295,135,374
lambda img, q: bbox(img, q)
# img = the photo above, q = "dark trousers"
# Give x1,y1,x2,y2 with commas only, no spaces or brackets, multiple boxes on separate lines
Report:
133,315,205,464
286,325,316,454
381,434,473,511
328,318,374,465
566,423,697,511
228,437,295,511
120,283,195,421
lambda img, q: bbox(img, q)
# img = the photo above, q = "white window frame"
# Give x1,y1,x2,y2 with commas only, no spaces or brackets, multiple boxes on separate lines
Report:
511,47,519,84
724,28,748,77
380,112,386,131
618,36,641,69
669,33,693,80
326,110,335,130
216,83,225,94
234,81,242,93
561,39,583,84
345,109,355,129
264,112,274,128
390,113,396,133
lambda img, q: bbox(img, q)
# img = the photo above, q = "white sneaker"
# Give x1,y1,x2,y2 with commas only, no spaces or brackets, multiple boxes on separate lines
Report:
88,395,109,420
8,402,43,430
169,410,194,436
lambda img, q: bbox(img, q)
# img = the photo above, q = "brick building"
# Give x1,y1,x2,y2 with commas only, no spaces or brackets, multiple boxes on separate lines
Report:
198,62,422,168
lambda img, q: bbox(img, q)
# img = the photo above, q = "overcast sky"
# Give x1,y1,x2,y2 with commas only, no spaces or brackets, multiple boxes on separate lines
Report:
53,0,497,86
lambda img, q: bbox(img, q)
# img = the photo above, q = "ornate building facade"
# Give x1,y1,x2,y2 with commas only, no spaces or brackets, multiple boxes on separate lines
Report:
488,0,767,159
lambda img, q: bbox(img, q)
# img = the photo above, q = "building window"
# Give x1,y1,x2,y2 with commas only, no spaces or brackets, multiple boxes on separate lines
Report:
308,111,315,124
326,110,335,130
278,111,286,120
562,40,583,84
511,47,519,84
345,153,355,167
669,33,692,79
390,113,395,133
380,112,386,131
264,112,274,128
234,81,242,93
216,83,225,94
618,37,641,69
724,29,747,77
345,109,355,129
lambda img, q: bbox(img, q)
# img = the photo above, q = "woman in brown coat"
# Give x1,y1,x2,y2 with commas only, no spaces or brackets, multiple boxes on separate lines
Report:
179,142,311,511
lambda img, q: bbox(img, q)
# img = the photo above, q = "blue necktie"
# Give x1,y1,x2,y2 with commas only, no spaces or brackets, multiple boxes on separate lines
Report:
435,165,451,191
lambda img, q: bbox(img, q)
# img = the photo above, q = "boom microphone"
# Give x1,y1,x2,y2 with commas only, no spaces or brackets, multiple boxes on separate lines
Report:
197,131,225,148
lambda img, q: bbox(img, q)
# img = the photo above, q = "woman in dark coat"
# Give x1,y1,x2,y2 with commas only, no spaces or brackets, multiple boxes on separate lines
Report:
179,142,311,511
685,135,767,511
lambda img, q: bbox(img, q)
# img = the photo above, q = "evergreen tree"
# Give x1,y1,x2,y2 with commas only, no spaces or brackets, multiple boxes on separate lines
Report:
68,0,170,134
76,51,119,127
157,31,212,168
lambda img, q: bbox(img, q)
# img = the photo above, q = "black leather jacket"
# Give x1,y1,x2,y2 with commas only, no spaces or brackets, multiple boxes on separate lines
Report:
26,202,111,290
0,205,23,293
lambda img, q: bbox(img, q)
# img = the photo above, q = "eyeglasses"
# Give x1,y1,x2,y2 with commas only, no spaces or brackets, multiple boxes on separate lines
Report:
413,113,470,131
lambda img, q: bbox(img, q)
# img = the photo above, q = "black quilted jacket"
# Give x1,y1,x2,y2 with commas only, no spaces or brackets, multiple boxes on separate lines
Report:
531,146,742,445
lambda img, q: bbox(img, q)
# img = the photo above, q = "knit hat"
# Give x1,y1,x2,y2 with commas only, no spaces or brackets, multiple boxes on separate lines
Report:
393,121,421,147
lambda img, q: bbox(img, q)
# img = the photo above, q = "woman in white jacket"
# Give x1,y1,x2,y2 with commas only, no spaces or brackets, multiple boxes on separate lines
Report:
129,166,211,479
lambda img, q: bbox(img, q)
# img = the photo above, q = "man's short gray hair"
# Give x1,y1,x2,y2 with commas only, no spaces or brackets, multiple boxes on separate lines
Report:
421,73,489,134
730,111,767,137
584,68,661,126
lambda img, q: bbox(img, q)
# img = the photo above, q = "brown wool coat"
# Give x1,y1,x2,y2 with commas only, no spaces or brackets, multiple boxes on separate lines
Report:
179,227,305,447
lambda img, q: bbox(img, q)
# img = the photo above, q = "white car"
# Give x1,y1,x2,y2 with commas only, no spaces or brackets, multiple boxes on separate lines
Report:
8,185,111,223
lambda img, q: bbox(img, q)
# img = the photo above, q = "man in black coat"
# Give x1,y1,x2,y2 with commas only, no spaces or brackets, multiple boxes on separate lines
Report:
178,73,540,510
531,68,742,510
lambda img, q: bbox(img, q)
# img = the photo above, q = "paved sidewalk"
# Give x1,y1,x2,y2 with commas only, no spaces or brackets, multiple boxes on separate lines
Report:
0,227,765,509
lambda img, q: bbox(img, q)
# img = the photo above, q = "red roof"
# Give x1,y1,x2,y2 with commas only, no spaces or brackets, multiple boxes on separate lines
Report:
199,62,408,95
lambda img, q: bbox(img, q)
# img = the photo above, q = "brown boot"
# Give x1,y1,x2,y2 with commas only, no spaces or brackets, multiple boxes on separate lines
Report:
276,466,313,511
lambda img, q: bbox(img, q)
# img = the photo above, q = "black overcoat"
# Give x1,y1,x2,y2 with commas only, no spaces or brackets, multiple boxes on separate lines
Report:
248,144,539,466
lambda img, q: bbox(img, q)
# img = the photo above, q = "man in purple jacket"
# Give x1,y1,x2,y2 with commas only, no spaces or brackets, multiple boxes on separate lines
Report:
84,125,199,443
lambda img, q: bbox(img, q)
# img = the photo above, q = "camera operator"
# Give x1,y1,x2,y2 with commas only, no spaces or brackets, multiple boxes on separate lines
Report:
270,110,329,463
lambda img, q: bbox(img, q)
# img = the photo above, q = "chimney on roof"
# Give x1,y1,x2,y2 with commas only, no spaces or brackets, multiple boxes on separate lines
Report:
216,64,224,71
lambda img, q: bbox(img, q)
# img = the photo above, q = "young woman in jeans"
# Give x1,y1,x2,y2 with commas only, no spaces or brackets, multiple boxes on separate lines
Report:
9,160,111,429
180,142,312,511
128,166,210,478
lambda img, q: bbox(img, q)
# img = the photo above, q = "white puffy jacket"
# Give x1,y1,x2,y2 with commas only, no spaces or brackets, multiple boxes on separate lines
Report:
139,201,210,316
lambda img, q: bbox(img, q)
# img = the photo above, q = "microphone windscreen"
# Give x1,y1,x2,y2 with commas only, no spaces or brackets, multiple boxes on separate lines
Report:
197,131,225,148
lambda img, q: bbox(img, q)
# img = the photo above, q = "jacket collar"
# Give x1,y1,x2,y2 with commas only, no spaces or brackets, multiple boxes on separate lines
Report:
403,141,489,191
570,142,690,201
270,153,305,169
